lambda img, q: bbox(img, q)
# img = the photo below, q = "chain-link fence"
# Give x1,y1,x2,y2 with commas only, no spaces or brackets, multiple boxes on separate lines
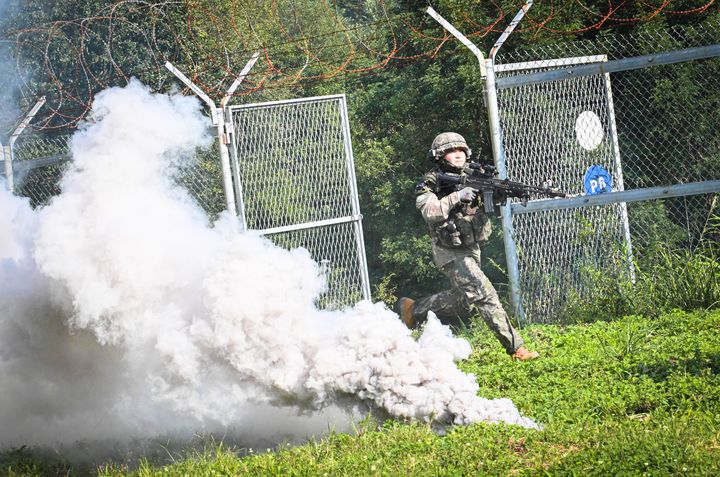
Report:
494,19,720,323
6,94,371,310
5,133,70,207
228,95,371,309
3,130,229,218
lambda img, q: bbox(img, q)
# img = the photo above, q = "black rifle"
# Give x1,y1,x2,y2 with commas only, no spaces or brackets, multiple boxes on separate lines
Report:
437,163,568,215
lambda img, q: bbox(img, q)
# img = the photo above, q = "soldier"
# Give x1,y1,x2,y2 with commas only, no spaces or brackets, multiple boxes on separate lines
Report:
395,132,539,361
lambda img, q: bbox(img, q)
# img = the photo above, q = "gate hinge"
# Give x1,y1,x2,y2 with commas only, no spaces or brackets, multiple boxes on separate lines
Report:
222,121,234,145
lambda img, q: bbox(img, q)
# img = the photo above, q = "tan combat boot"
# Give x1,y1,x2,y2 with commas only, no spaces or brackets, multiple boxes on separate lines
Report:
395,297,416,328
512,346,540,361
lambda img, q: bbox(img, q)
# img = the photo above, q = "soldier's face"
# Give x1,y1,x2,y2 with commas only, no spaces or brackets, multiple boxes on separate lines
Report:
443,148,467,168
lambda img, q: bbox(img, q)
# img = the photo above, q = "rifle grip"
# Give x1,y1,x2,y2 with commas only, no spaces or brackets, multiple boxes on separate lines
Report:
483,190,494,214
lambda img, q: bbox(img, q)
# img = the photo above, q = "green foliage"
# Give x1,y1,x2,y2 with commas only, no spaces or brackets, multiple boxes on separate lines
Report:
3,3,720,475
562,244,720,322
173,142,227,221
634,246,720,312
628,201,689,252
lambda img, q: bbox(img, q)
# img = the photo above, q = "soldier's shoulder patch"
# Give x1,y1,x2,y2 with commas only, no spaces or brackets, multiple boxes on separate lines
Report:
415,181,430,193
415,172,436,194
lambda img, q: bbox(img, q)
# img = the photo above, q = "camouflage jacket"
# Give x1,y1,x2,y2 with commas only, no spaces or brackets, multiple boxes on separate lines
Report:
415,168,492,266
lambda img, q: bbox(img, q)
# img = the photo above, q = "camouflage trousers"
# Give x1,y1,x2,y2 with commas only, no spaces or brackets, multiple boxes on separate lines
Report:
412,250,524,355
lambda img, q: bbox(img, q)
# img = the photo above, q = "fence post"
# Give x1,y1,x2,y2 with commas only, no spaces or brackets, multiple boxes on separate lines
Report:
164,61,238,217
487,2,533,325
4,96,47,193
2,142,11,192
221,52,260,232
165,55,259,225
484,61,525,324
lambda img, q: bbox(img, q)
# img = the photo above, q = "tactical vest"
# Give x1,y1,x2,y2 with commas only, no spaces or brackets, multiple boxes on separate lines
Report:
420,170,492,249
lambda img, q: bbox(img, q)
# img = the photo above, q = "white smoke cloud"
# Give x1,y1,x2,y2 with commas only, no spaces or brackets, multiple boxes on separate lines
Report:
0,79,537,449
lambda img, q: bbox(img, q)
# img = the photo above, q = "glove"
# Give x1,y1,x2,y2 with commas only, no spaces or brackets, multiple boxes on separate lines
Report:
457,187,476,202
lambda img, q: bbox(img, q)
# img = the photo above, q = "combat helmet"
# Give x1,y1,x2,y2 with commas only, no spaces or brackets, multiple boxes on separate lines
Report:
428,132,472,162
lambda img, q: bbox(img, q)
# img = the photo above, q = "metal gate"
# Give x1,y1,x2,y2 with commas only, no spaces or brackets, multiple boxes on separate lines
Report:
227,94,371,309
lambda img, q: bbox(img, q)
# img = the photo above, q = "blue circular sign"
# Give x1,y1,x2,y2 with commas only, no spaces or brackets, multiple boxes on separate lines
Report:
583,165,613,195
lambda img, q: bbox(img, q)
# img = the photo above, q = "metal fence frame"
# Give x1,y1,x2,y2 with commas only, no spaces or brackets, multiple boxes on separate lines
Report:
2,96,47,193
493,55,638,322
227,94,372,308
495,53,635,274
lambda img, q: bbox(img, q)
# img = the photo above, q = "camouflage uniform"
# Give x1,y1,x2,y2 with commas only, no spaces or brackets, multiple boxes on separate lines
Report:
412,167,524,354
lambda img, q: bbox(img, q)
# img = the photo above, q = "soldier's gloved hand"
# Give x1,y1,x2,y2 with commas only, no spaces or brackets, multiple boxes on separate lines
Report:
457,187,476,202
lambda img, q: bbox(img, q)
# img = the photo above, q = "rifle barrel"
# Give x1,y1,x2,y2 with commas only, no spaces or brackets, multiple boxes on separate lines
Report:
437,173,567,198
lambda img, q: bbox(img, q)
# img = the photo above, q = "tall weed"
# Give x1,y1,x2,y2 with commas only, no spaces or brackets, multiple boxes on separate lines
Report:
634,204,720,316
561,205,720,322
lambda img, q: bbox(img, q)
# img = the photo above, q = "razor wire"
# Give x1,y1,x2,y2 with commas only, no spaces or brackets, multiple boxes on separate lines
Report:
2,1,715,133
228,95,371,310
494,20,720,323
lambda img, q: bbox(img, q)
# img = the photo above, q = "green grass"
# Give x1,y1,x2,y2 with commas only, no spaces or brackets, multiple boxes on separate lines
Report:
3,309,720,476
